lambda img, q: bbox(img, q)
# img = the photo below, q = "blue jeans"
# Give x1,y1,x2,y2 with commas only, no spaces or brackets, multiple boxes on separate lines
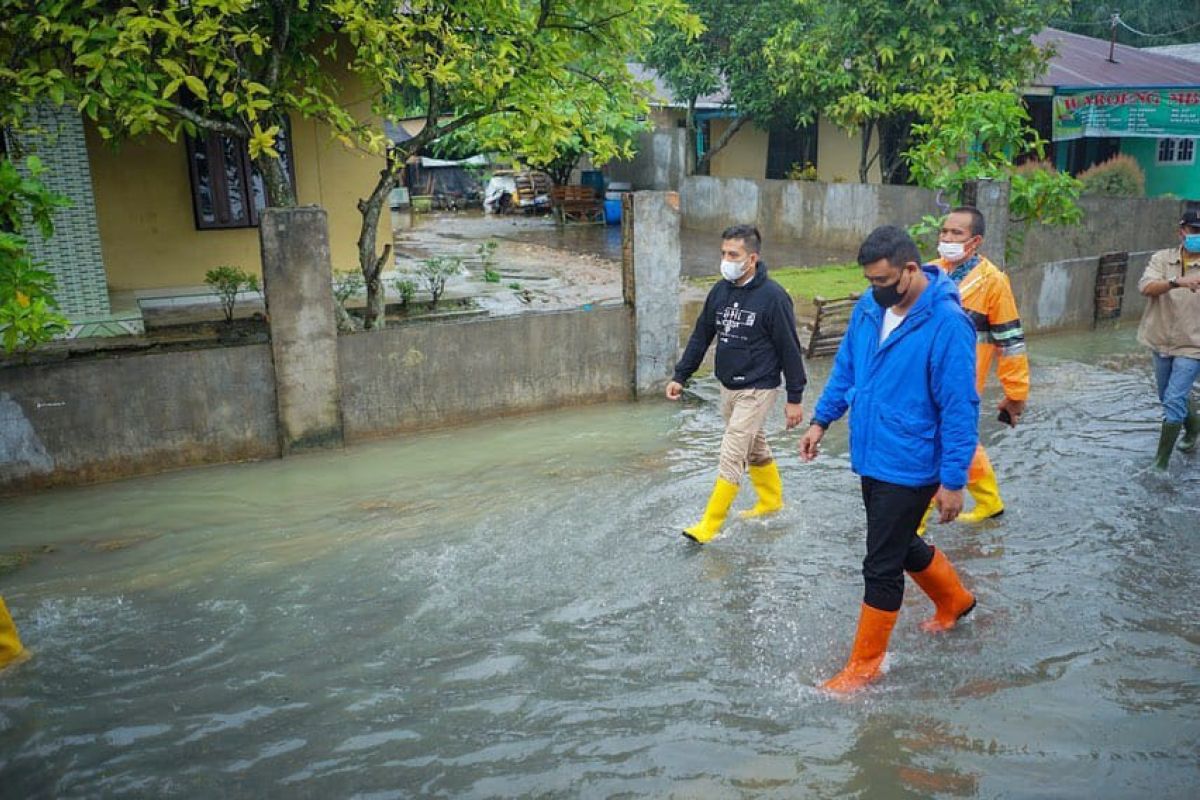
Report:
1152,352,1200,424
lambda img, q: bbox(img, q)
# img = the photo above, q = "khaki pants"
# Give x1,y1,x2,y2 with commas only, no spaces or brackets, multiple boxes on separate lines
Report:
717,386,778,483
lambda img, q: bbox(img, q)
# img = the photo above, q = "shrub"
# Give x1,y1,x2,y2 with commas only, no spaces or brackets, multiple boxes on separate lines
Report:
393,278,416,308
204,266,259,323
416,256,463,309
332,269,364,307
1077,154,1145,197
786,162,818,181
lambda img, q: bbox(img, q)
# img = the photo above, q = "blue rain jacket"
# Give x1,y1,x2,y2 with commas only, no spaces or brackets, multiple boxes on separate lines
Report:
811,265,978,490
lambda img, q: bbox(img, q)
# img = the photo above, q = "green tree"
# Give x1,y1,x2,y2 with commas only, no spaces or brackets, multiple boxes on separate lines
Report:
768,0,1067,184
645,0,807,175
904,89,1083,263
0,155,70,353
340,0,698,328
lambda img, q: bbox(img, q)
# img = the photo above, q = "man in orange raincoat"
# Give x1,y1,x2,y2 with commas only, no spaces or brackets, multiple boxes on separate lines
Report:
929,206,1029,524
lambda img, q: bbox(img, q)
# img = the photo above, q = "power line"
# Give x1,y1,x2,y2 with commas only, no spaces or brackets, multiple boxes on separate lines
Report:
1114,14,1200,39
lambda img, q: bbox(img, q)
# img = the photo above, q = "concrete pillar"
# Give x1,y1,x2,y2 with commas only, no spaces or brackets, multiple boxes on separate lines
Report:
624,191,681,396
259,207,344,453
967,179,1011,268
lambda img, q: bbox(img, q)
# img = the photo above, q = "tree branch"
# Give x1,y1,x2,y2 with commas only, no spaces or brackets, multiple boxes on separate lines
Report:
170,103,246,138
266,0,292,91
696,114,749,172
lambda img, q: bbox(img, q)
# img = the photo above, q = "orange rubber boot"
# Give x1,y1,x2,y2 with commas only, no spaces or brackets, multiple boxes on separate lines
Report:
822,603,899,694
907,548,976,632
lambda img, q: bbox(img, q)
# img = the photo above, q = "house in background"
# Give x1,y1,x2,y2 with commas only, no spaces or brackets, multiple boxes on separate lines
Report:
11,66,390,339
619,28,1200,200
1029,27,1200,200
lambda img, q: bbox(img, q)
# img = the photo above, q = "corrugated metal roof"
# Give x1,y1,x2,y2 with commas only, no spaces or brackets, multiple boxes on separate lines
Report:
1034,27,1200,88
1144,43,1200,64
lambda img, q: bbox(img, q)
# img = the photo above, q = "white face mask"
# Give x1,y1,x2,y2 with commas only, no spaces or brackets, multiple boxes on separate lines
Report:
720,259,748,282
937,241,967,262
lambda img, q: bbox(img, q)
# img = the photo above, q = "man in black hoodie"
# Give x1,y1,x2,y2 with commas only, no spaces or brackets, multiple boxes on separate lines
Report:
666,225,807,543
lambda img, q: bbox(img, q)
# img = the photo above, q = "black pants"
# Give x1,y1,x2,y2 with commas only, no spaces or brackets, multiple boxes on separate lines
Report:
860,477,938,612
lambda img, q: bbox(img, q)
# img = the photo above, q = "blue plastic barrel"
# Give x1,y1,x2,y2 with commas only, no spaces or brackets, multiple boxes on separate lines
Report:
604,198,622,225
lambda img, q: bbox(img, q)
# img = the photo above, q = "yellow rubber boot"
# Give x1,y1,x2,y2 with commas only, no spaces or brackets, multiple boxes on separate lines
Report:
739,461,783,519
822,603,899,694
682,477,739,544
0,596,25,670
957,472,1005,523
916,502,934,537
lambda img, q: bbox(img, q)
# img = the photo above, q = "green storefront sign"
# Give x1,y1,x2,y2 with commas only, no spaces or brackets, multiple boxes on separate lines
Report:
1052,88,1200,141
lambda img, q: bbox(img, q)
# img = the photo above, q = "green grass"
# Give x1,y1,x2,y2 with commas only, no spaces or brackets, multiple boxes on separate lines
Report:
690,262,865,305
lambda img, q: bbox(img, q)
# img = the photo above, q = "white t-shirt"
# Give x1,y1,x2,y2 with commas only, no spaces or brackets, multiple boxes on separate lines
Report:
880,308,906,343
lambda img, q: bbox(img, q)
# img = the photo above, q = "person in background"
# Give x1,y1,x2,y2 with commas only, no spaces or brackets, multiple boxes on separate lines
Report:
800,225,978,693
666,225,807,544
928,206,1028,525
1137,209,1200,469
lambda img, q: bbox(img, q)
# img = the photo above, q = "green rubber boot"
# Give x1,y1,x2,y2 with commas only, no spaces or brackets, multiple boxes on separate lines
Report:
1154,422,1183,470
1178,401,1198,453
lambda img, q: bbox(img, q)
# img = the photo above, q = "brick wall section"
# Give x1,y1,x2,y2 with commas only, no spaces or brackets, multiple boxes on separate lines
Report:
13,105,110,318
1094,251,1128,322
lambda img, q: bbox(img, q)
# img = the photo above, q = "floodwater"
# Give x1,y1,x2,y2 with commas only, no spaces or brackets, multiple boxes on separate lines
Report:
1,324,1197,798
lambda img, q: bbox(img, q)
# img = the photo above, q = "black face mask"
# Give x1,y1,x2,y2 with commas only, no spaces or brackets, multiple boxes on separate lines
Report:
872,271,908,309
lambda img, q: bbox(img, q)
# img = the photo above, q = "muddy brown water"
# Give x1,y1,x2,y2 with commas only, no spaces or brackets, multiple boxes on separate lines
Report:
0,324,1196,798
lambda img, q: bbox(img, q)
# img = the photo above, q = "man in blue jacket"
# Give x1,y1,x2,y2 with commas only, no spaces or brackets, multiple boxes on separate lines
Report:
666,225,807,543
799,225,978,693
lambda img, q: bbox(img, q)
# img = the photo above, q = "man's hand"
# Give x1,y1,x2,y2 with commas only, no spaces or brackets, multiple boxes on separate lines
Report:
934,486,964,523
799,424,825,462
997,396,1026,426
784,402,805,430
665,380,684,400
1179,273,1200,291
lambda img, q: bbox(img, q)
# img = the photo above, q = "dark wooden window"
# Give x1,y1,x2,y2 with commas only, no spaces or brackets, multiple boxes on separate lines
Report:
185,125,294,230
765,122,818,180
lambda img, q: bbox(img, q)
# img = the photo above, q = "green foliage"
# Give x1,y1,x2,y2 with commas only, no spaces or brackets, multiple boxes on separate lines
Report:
332,269,364,306
767,0,1067,182
1077,154,1146,197
786,162,818,181
1060,1,1200,47
904,90,1082,263
393,278,416,308
0,156,70,353
646,1,805,172
417,257,462,310
204,266,259,323
476,240,499,281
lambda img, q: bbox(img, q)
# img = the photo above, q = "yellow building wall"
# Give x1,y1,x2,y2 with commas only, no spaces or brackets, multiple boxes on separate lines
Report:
816,118,881,184
708,118,768,179
88,109,389,291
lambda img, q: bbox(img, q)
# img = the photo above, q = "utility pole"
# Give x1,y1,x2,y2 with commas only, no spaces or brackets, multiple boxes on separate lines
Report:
1108,13,1119,64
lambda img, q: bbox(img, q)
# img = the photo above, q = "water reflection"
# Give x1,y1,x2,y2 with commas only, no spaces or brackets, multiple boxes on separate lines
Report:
1,324,1197,797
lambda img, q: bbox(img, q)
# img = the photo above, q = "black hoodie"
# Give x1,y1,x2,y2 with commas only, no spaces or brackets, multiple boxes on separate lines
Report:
673,263,807,403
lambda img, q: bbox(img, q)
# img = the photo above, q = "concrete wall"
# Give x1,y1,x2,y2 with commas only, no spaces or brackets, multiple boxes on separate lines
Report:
1008,250,1155,334
338,305,633,438
1014,195,1183,267
0,306,635,493
0,346,279,493
680,176,938,253
604,127,687,191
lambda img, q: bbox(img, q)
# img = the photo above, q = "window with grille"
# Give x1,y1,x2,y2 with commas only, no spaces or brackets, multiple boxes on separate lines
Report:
185,124,294,229
1157,137,1196,165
